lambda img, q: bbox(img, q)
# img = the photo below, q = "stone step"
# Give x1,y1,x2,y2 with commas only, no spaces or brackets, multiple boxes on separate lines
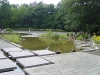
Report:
1,48,23,54
0,59,17,72
16,57,52,68
32,50,56,56
8,51,35,59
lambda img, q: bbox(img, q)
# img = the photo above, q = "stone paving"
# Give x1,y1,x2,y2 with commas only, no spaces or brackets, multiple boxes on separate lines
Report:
8,51,35,59
1,37,100,75
32,50,56,56
24,52,100,75
16,57,52,68
0,59,17,72
0,53,7,59
2,48,23,54
0,39,17,49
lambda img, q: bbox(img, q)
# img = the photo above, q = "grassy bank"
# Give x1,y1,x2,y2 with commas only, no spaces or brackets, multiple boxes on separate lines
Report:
0,33,21,44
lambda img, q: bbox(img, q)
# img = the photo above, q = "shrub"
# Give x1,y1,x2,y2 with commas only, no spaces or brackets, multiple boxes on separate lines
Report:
53,34,60,39
83,33,89,40
92,35,100,44
77,35,83,40
6,28,13,33
66,32,69,37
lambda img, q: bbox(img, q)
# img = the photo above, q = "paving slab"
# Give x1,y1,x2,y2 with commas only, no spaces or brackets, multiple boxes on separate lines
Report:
0,59,17,72
0,53,7,59
8,51,35,59
16,57,52,68
32,50,56,56
1,48,23,54
0,39,17,49
0,70,25,75
80,44,91,47
82,47,96,52
24,52,100,75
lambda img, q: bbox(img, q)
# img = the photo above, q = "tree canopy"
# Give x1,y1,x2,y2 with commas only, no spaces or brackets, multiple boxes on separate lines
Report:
0,0,100,33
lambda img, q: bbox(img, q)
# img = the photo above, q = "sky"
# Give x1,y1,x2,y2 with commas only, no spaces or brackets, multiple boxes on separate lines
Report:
8,0,61,5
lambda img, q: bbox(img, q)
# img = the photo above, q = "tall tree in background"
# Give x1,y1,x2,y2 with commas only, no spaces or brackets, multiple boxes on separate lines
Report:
0,0,12,29
62,0,100,32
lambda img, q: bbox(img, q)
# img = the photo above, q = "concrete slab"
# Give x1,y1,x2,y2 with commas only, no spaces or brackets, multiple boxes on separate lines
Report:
0,59,17,72
81,44,91,47
32,50,56,56
16,57,52,68
24,52,100,75
0,39,18,49
8,51,35,59
82,47,96,52
1,48,23,53
0,70,25,75
0,53,7,59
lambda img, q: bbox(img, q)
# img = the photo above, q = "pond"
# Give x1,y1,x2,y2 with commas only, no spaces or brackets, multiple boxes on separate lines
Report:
19,37,74,53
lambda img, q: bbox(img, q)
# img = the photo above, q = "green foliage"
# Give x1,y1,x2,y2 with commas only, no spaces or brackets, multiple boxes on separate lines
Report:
70,32,73,38
62,0,100,32
77,35,83,40
66,32,69,37
40,29,67,39
59,35,67,39
1,33,21,43
53,34,60,39
0,0,100,32
83,33,89,40
6,28,13,33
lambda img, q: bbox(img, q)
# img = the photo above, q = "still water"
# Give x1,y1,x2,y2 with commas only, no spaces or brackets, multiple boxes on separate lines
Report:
19,37,74,53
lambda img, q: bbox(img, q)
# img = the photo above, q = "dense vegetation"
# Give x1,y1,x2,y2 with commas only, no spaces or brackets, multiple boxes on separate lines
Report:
0,0,100,33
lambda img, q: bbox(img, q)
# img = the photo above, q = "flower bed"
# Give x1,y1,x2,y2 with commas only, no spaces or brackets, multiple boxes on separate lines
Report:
92,36,100,44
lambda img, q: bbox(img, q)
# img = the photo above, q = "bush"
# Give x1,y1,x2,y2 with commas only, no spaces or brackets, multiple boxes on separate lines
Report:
92,35,100,44
53,34,60,39
6,28,13,33
66,32,69,37
83,33,89,40
77,35,83,40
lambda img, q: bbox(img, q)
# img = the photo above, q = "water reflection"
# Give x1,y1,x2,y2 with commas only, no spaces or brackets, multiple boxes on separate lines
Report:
19,37,74,53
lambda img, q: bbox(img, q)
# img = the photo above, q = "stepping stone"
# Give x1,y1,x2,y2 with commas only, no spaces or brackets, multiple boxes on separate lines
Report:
0,70,25,75
16,57,51,68
82,48,96,52
8,51,35,59
0,59,17,72
32,50,56,56
80,44,91,47
1,48,23,54
0,53,7,59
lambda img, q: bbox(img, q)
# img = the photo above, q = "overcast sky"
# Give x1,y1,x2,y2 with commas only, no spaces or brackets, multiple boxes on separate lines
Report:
8,0,61,5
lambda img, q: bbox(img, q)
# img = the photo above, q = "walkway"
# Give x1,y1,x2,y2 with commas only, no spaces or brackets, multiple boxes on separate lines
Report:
1,38,100,75
24,52,100,75
0,39,18,53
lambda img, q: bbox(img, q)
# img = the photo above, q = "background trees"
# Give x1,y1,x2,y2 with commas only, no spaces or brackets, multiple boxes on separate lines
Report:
62,0,100,32
0,0,100,33
0,0,12,29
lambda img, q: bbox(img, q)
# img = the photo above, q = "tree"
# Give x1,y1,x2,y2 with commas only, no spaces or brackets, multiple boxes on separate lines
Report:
0,0,12,29
62,0,100,32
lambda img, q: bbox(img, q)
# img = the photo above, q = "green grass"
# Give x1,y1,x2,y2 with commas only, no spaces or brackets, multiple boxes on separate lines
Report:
1,33,21,44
